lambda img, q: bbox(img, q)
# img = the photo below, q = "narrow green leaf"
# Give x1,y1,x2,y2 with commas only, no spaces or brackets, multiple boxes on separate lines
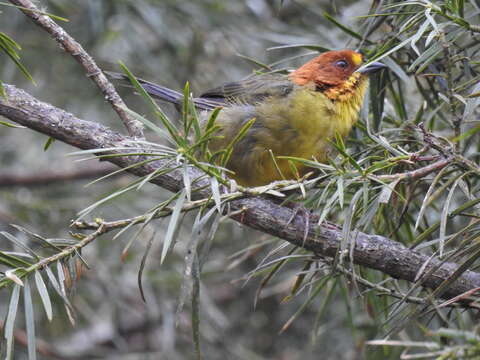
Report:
254,246,297,308
409,29,462,73
378,178,400,204
0,79,5,98
9,224,62,252
0,119,25,128
463,82,480,121
178,211,204,318
211,177,222,213
0,3,68,21
268,149,286,180
439,174,464,256
414,166,452,231
56,260,67,297
161,190,186,263
318,183,342,225
0,32,35,83
118,62,182,145
121,210,157,260
313,279,338,336
221,118,256,166
138,231,155,302
358,37,412,73
338,189,363,270
267,44,331,52
4,284,21,360
383,57,410,83
0,250,32,268
45,266,73,310
323,12,363,40
280,276,330,333
121,105,172,143
182,163,192,202
337,177,344,209
182,81,191,137
77,181,143,220
426,243,480,302
34,271,53,321
410,19,430,56
235,53,272,71
191,254,201,360
43,137,55,151
457,0,464,17
24,278,37,360
1,231,39,260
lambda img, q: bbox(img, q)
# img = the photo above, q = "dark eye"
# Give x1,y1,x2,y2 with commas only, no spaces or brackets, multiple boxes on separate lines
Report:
335,60,348,69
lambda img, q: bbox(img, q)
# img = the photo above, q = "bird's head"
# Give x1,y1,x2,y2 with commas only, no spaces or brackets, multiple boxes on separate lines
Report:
289,49,386,101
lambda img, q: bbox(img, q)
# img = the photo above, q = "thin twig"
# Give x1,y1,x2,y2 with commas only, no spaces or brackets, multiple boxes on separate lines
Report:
336,263,480,309
375,157,453,182
8,0,144,139
73,193,244,231
2,224,107,289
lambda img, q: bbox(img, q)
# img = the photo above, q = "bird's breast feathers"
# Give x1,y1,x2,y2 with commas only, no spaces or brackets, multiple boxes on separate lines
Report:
257,74,369,159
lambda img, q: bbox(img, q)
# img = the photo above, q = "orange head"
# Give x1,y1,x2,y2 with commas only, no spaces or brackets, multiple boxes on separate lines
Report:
290,49,386,89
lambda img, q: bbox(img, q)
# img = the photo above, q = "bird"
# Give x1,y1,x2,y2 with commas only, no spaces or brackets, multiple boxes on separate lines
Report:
113,50,386,186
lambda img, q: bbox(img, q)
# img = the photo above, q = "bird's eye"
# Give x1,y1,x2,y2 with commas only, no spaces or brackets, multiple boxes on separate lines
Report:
335,60,348,69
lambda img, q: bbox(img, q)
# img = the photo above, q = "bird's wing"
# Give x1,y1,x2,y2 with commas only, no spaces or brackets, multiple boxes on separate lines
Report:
200,74,294,105
107,71,293,111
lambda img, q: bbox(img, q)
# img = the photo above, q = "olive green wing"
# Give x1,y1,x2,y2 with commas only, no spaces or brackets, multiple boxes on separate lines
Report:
200,73,294,106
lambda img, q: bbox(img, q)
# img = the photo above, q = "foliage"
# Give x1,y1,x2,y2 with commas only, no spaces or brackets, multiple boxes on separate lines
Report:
0,31,32,98
2,0,480,359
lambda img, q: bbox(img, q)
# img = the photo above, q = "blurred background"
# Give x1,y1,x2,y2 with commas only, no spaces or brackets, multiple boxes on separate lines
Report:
1,0,466,359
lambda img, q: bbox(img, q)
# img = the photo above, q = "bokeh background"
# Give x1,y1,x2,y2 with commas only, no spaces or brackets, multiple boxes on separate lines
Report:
0,1,445,359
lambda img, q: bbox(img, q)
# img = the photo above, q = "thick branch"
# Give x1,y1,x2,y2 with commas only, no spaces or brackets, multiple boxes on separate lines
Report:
8,0,144,139
1,84,480,301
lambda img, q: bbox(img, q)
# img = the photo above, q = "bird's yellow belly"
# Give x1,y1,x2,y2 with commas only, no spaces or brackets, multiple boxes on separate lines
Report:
213,83,367,186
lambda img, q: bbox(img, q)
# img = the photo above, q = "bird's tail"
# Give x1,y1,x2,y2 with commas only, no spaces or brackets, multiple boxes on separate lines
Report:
136,79,185,105
106,71,222,111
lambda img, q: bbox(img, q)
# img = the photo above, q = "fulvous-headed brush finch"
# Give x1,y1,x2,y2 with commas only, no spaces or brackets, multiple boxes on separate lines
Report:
116,50,386,186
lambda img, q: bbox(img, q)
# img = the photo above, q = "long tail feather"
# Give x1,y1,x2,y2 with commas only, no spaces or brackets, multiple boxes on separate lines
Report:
137,80,184,104
106,71,223,111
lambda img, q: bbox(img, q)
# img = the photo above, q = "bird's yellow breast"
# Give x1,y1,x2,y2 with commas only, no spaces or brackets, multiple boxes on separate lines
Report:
261,75,368,158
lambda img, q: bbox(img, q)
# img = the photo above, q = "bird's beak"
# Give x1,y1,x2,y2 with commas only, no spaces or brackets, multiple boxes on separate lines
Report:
356,61,387,74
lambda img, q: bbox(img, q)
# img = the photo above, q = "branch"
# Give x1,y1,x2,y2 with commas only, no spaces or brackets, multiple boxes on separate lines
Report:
376,157,452,182
0,163,118,187
1,84,480,302
8,0,144,139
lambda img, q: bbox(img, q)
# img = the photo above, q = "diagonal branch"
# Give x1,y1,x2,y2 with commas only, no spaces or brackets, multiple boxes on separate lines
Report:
1,84,480,302
8,0,144,139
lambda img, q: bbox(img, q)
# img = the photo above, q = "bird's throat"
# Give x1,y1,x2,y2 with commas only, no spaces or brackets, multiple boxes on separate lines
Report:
321,72,366,102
